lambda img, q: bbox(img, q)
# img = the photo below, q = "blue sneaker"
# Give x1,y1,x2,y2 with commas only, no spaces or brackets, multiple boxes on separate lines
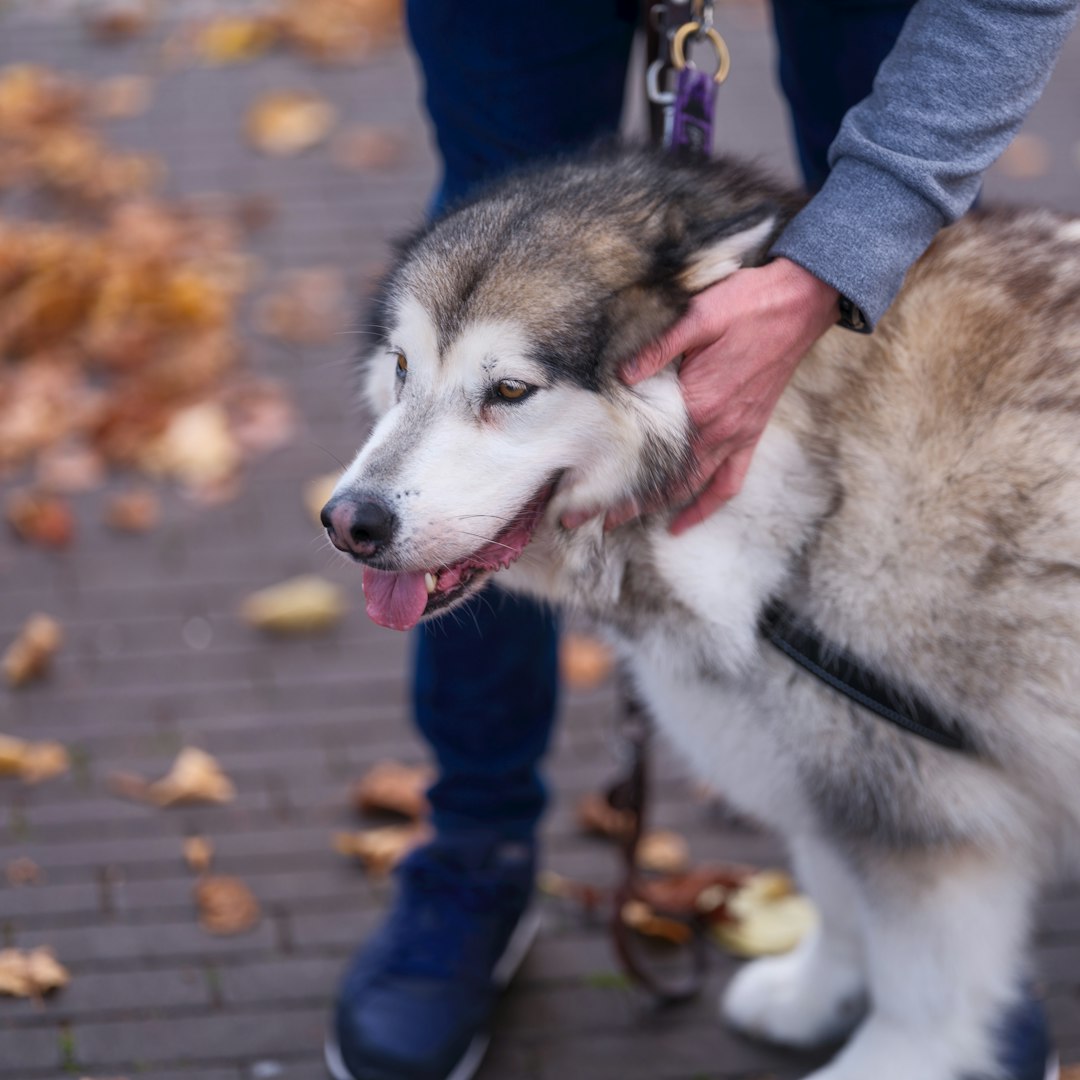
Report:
325,834,540,1080
968,987,1058,1080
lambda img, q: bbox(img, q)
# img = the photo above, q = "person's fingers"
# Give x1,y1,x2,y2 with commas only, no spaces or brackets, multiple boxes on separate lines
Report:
669,444,756,536
621,301,718,385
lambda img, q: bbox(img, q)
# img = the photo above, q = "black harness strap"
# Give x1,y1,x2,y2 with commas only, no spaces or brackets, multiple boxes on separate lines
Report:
759,601,970,753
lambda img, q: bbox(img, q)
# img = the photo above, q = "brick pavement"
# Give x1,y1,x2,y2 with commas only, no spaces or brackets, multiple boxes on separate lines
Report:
1,6,1080,1079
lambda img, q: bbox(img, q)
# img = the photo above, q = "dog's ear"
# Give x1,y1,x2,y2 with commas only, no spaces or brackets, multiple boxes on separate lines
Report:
676,203,781,292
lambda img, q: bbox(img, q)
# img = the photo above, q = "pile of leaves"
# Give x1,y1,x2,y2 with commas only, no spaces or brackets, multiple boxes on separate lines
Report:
0,64,296,515
191,0,402,66
0,64,160,205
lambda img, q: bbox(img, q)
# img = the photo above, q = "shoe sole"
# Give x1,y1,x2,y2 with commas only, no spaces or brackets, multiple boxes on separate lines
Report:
1046,1054,1060,1080
324,906,543,1080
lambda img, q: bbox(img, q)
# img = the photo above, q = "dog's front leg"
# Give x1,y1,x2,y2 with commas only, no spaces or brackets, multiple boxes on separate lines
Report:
802,845,1037,1080
722,831,868,1049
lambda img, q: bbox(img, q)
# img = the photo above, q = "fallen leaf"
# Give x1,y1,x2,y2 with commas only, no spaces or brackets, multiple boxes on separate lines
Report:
273,0,402,63
619,898,693,946
352,761,433,820
304,471,341,527
995,133,1051,180
3,614,62,688
5,490,75,548
560,633,614,690
226,378,296,455
183,835,214,874
0,734,69,783
83,0,152,42
234,193,278,235
577,790,634,841
5,857,43,886
197,16,277,64
104,489,160,533
254,267,349,344
140,402,240,491
636,830,690,875
36,443,106,493
537,869,606,916
241,575,346,634
194,875,261,935
1059,1066,1080,1080
92,75,153,120
712,871,818,958
335,823,431,877
246,91,337,157
331,125,404,171
0,947,69,999
110,747,235,806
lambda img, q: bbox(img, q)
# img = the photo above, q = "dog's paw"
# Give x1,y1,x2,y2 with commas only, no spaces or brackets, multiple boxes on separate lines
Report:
721,947,866,1050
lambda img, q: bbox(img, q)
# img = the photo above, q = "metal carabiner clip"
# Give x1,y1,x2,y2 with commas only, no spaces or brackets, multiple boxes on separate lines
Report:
671,21,731,85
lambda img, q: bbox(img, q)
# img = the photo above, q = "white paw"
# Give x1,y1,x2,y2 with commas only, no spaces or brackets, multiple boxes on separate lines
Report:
721,947,866,1050
799,1017,979,1080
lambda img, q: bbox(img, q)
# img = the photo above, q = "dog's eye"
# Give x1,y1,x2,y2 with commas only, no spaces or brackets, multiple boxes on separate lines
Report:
496,379,531,401
395,353,408,379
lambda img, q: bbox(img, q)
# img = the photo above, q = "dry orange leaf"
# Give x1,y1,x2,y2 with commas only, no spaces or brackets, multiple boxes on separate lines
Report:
255,267,350,344
226,378,296,456
0,734,69,783
636,830,690,875
712,871,818,958
5,490,75,548
577,791,634,842
273,0,401,63
353,761,433,820
93,75,153,120
3,614,62,688
36,443,106,493
194,875,261,935
0,947,69,999
104,489,160,533
241,575,346,634
5,857,43,887
246,91,336,156
331,125,404,171
84,0,152,42
140,402,240,490
560,633,614,690
197,17,277,64
110,747,235,807
619,899,693,946
183,835,214,874
335,823,431,877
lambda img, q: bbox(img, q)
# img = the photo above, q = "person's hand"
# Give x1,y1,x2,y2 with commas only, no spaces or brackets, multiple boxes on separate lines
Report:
569,257,840,536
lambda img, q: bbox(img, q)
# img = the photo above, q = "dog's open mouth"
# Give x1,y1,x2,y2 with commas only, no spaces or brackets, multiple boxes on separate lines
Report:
361,485,553,631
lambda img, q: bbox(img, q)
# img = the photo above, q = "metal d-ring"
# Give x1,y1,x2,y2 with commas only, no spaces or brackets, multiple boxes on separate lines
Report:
671,21,731,84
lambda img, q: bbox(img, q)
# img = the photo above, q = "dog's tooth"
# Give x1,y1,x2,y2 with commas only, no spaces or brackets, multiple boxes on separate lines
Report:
424,572,437,594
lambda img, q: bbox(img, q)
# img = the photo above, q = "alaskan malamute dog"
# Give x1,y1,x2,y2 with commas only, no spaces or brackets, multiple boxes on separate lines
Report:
324,147,1080,1080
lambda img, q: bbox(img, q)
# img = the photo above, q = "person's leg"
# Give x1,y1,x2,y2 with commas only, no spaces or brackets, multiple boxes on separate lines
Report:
330,6,636,1080
409,0,638,844
770,0,916,191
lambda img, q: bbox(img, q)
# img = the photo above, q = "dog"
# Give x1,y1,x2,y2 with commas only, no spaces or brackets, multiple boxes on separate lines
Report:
323,146,1080,1080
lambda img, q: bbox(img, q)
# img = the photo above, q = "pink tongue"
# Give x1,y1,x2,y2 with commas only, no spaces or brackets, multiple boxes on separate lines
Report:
362,568,429,631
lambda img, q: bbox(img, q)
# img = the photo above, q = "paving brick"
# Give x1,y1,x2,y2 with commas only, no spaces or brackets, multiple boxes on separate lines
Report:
73,1007,327,1069
0,965,210,1021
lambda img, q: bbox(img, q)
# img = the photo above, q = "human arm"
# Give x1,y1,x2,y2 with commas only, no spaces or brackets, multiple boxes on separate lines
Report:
614,0,1080,531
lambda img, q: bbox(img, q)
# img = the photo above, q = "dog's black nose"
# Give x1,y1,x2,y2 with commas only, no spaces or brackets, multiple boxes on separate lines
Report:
321,496,398,558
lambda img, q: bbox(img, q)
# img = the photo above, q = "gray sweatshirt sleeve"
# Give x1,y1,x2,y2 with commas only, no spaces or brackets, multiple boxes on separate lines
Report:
769,0,1080,328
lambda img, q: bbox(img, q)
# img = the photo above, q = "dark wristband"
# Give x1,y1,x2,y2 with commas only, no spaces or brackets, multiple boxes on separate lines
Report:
837,295,871,333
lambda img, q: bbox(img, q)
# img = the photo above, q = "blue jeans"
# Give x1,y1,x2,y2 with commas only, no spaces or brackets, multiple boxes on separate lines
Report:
406,0,916,840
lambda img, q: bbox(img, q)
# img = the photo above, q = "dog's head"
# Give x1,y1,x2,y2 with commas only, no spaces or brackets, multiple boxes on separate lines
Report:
323,148,794,629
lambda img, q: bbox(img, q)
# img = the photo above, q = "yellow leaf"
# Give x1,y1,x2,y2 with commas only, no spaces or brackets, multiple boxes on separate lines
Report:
241,575,346,634
246,91,336,157
3,614,63,688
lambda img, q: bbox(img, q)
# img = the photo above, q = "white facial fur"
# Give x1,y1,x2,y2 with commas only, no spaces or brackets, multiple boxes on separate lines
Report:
334,294,689,572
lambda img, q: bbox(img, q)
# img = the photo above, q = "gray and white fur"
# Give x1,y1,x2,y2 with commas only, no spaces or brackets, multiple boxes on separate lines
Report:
329,146,1080,1080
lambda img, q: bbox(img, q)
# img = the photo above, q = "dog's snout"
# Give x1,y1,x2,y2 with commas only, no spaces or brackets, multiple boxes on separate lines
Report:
321,496,398,558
